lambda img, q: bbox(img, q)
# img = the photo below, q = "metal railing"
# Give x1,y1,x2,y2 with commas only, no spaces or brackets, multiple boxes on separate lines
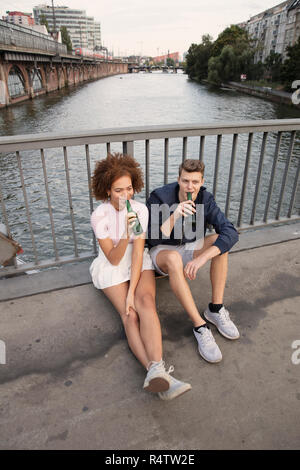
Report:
0,119,299,277
0,19,67,55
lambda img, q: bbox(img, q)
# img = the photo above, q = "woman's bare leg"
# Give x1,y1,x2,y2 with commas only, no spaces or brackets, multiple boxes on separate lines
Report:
134,270,163,363
102,281,149,369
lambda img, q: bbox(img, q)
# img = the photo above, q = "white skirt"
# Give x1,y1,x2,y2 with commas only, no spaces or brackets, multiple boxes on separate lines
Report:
89,243,154,289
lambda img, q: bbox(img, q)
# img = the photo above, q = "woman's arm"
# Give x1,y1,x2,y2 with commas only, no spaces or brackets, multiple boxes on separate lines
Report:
128,235,145,293
98,212,136,265
98,233,129,266
124,234,145,315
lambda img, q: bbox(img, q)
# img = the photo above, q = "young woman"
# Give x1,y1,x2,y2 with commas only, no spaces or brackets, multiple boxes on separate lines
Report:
90,153,191,400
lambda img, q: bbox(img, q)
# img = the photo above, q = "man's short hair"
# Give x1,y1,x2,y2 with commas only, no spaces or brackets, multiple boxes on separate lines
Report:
179,159,205,177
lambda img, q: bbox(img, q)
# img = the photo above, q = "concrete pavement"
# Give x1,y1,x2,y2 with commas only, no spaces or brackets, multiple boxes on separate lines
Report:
0,237,299,449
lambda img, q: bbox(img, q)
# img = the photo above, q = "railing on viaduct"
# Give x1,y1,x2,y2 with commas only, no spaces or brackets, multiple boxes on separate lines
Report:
0,119,299,277
0,19,67,55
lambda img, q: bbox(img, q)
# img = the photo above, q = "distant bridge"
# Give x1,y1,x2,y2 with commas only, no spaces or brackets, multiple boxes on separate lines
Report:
128,64,184,74
0,19,127,108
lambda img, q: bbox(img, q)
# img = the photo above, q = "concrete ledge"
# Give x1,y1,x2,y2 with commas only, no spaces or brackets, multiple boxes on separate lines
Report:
1,221,300,302
0,239,299,449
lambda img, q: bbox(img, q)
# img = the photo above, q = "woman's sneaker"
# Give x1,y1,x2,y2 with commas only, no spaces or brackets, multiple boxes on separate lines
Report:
143,360,172,393
158,376,191,401
193,325,222,363
204,306,240,340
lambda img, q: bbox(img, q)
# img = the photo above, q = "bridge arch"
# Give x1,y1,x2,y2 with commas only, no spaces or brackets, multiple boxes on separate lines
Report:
30,68,44,92
7,65,27,98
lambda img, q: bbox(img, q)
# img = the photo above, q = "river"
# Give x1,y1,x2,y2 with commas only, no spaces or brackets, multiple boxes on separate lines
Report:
0,71,299,263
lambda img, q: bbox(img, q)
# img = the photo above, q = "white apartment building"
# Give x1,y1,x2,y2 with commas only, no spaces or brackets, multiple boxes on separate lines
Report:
33,4,101,50
239,0,300,62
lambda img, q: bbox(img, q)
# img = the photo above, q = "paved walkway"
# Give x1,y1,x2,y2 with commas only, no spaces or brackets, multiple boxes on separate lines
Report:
0,237,299,449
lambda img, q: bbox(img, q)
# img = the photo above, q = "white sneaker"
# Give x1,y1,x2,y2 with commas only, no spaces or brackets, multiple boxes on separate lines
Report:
193,325,222,363
158,375,191,401
204,306,240,340
143,360,172,393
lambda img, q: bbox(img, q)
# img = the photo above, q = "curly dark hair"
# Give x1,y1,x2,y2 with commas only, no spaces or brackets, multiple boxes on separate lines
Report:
91,153,144,201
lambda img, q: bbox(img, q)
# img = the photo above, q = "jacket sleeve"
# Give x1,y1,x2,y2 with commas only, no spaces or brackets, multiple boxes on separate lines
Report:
205,194,239,254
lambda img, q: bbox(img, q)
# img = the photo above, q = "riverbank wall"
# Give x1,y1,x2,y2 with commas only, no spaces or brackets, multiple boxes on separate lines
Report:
0,59,128,109
226,81,300,109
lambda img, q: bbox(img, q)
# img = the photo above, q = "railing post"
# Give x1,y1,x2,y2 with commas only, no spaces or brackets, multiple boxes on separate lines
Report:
264,131,282,223
213,135,222,199
123,141,134,156
164,138,169,185
16,150,39,265
145,139,150,200
225,134,238,218
276,131,295,220
238,132,253,227
251,132,268,225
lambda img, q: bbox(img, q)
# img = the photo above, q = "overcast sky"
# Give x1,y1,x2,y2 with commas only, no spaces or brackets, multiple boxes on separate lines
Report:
0,1,283,56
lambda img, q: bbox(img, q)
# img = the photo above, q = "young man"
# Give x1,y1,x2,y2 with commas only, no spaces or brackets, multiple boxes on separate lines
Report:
146,159,239,363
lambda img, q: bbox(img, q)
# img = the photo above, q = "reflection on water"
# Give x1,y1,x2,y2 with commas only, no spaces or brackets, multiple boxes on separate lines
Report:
0,73,299,263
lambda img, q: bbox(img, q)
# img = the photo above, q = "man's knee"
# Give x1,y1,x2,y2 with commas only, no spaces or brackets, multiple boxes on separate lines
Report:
164,251,183,271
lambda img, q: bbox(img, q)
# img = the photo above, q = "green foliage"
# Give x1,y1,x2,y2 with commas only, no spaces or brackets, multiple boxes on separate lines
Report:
185,35,213,80
60,26,72,52
208,45,238,84
280,36,300,91
264,51,282,82
39,14,49,31
185,23,300,90
211,25,250,57
166,58,175,67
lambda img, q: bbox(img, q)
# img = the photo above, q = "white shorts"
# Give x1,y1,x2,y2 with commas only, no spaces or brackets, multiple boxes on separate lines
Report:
90,243,154,289
149,241,202,276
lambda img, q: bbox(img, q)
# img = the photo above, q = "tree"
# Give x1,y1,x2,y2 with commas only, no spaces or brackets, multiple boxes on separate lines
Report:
281,36,300,90
264,51,282,82
208,25,258,84
185,35,213,80
208,45,238,85
166,58,175,67
211,25,250,57
39,14,49,31
60,26,72,52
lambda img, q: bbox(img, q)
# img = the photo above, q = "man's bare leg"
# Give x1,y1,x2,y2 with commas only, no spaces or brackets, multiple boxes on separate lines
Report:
193,234,228,304
156,250,205,327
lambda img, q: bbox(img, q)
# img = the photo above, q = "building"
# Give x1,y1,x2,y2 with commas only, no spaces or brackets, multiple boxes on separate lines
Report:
33,4,101,50
152,52,180,64
239,0,300,62
3,11,35,26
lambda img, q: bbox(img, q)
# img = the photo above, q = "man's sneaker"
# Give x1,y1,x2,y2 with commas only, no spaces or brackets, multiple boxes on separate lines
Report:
204,306,240,340
143,360,172,393
193,325,222,363
158,375,191,401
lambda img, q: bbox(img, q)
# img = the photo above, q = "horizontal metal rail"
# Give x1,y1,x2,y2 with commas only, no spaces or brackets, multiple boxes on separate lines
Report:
0,119,299,277
0,19,67,55
1,120,300,153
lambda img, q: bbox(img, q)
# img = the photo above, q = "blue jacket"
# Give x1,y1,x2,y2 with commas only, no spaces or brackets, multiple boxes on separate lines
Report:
146,182,239,254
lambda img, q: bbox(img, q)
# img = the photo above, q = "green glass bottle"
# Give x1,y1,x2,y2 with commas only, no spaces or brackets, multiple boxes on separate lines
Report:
126,200,143,235
187,192,196,223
